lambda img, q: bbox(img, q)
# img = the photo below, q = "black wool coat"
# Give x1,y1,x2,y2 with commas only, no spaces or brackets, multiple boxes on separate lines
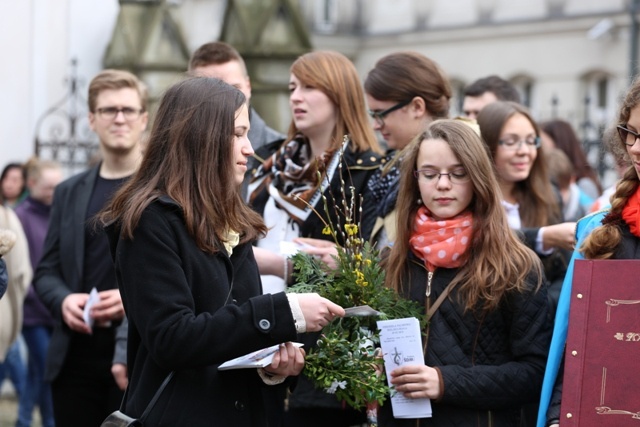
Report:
379,254,551,427
106,197,298,427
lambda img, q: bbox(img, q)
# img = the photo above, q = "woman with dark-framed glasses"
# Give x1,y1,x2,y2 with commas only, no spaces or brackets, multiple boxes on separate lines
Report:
477,101,575,318
538,77,640,427
363,51,453,249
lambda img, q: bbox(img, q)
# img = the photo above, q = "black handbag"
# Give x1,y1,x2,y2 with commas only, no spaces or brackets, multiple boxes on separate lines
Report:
100,372,174,427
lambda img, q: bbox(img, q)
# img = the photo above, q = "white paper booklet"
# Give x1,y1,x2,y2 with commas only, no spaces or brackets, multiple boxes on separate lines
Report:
377,317,432,419
218,342,304,371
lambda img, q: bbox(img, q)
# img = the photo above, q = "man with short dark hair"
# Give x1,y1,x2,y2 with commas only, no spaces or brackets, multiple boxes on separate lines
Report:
462,75,521,119
189,41,284,197
35,69,148,427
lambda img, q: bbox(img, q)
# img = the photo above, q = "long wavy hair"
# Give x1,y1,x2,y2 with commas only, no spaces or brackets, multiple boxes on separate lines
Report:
287,51,382,154
384,120,542,312
477,101,561,226
100,77,267,253
581,77,640,259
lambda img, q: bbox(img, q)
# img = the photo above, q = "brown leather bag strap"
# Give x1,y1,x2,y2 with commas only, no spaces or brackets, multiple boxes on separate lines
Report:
426,280,458,320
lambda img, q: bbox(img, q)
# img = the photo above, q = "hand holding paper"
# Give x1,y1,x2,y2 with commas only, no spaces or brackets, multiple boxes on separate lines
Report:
377,317,432,419
219,342,304,370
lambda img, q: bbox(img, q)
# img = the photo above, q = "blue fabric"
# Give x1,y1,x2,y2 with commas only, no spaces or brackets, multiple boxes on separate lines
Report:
17,325,55,427
536,210,607,426
0,338,26,396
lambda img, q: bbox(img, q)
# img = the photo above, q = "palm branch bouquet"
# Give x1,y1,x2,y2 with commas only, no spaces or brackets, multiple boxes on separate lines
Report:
287,137,425,415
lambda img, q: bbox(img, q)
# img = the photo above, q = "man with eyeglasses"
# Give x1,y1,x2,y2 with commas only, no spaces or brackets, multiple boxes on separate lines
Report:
34,69,148,426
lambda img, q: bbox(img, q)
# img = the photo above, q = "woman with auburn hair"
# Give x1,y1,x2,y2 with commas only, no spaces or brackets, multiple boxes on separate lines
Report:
249,50,382,292
539,77,640,427
247,50,382,427
381,120,550,426
100,77,344,426
476,101,574,316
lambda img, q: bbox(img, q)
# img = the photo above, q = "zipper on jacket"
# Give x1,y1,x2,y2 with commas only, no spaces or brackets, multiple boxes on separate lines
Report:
423,269,434,356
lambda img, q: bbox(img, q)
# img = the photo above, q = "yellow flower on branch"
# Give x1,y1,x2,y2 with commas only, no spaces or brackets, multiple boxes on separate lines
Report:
345,224,359,236
354,270,368,287
322,226,332,235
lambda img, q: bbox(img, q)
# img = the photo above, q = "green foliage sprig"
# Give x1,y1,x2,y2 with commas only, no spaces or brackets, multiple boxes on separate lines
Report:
287,136,425,410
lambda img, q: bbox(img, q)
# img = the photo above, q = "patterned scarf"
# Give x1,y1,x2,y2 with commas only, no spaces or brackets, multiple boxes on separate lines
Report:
622,185,640,237
409,206,474,272
368,151,402,216
249,136,342,224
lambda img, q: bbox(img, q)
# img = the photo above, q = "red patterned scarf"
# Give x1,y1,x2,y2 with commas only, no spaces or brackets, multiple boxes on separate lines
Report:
409,206,474,272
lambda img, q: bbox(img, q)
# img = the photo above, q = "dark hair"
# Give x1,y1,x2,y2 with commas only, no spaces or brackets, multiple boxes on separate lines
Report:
464,75,521,103
540,119,602,193
385,119,541,312
0,163,26,203
364,51,451,119
101,77,266,253
88,69,148,113
189,41,247,74
477,101,560,226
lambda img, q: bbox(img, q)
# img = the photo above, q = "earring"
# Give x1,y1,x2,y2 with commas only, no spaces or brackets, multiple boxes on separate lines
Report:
417,198,422,205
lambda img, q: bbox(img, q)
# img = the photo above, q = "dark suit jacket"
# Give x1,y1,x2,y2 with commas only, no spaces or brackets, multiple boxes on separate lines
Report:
34,165,125,381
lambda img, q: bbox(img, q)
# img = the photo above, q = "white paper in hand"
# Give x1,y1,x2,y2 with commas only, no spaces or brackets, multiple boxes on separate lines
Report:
83,287,100,330
218,342,304,370
377,317,432,419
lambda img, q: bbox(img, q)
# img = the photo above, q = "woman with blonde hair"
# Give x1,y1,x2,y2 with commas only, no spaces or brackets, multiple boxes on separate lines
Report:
248,50,382,426
381,119,550,426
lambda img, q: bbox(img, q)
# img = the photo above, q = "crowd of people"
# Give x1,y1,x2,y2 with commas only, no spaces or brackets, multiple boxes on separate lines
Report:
0,41,635,427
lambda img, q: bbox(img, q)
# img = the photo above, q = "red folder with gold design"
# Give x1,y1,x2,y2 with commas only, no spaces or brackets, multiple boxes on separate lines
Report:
560,259,640,426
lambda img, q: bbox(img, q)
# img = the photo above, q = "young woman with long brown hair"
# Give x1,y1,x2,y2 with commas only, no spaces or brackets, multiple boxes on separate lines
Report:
100,77,344,427
477,101,575,316
380,119,551,426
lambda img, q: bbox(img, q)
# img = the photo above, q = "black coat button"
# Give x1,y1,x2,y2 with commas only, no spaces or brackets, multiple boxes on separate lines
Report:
235,400,245,411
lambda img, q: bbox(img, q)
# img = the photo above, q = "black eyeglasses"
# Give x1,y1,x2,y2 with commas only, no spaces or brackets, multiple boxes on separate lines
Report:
617,125,640,147
368,100,411,127
96,107,144,121
498,135,541,150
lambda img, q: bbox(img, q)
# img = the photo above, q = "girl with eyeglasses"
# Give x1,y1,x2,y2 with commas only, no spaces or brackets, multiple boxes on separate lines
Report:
477,101,575,320
538,77,640,427
379,119,551,426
